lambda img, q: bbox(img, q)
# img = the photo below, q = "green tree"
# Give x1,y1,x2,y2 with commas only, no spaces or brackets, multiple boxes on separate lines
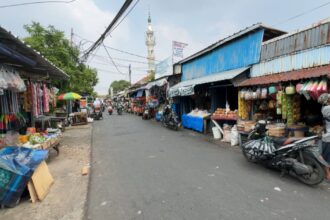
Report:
110,80,130,94
23,22,98,95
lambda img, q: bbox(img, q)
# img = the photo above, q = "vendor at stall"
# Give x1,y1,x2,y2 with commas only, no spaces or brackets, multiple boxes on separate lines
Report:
318,93,330,182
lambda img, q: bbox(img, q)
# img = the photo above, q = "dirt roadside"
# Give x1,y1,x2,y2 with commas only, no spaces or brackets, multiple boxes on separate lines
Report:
0,124,92,220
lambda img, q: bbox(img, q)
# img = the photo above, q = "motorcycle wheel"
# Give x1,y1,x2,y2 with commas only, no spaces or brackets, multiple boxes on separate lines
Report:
296,154,325,186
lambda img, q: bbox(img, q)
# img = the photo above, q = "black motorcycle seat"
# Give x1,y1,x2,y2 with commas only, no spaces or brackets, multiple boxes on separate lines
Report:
272,137,287,147
272,137,304,147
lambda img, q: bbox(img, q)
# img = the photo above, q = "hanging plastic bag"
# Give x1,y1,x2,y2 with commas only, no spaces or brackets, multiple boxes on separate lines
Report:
308,80,319,100
0,68,8,89
261,88,267,99
316,79,328,98
301,81,312,100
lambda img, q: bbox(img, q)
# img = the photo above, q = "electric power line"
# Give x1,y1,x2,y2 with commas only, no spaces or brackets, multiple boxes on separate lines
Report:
0,0,77,8
74,33,160,62
89,53,149,65
108,0,140,36
82,0,133,60
102,43,125,75
93,68,146,76
90,59,149,72
273,1,330,26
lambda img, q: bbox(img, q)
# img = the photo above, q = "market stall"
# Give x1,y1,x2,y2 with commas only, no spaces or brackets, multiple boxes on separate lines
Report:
0,26,68,207
181,109,211,133
237,71,329,142
145,78,168,119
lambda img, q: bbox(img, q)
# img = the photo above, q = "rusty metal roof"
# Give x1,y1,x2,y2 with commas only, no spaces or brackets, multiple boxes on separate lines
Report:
239,65,330,87
261,17,330,61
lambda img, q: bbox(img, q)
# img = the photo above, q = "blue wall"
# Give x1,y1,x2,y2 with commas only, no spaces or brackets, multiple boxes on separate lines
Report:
182,30,264,81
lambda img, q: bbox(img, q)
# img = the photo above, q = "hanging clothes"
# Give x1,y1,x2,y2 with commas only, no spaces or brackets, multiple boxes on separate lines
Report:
43,83,49,113
31,83,38,117
23,82,32,112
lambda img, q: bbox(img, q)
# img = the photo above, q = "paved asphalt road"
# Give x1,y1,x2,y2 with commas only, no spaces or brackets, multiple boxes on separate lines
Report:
87,113,330,220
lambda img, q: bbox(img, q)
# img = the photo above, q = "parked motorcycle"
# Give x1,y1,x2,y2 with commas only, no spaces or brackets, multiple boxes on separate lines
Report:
108,105,113,115
241,120,329,186
161,105,180,130
142,105,154,120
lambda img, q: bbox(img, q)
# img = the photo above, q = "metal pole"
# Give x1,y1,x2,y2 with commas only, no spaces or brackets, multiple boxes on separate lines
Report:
70,28,73,47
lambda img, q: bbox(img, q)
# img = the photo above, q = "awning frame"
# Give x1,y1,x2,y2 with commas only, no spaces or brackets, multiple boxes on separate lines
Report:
168,67,249,97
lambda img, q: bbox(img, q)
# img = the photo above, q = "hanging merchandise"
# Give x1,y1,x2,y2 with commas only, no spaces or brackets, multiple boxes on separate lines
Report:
285,84,295,95
308,80,319,100
238,92,251,120
301,81,313,100
0,90,26,133
31,83,38,117
43,83,49,113
316,79,327,98
261,88,268,99
276,91,282,115
244,89,253,100
296,83,304,94
286,95,294,125
293,95,301,123
281,92,287,120
268,86,277,95
0,66,26,92
23,82,32,112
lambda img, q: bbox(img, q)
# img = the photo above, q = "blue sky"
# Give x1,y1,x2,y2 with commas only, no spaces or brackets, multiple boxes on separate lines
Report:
0,0,330,94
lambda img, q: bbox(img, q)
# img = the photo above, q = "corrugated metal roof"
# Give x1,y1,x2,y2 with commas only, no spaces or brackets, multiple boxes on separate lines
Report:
182,30,263,81
239,65,330,87
0,26,69,79
169,67,248,97
261,18,330,61
251,45,330,77
176,23,285,65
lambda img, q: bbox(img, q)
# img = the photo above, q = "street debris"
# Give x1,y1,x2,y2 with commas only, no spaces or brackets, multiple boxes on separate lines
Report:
274,187,282,192
81,165,90,176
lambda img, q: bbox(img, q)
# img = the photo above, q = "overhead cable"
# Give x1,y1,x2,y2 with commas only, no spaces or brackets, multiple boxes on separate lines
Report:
82,0,133,60
0,0,77,8
273,1,330,26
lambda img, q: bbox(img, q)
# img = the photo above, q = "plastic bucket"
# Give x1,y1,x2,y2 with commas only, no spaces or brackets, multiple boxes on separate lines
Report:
212,127,221,139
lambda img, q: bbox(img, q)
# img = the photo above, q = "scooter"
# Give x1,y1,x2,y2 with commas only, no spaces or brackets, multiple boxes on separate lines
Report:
108,105,113,115
117,104,123,115
92,107,103,120
241,120,329,186
142,105,152,120
161,105,180,130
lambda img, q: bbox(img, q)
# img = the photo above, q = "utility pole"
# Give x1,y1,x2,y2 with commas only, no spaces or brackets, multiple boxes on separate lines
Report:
70,28,73,47
129,64,132,85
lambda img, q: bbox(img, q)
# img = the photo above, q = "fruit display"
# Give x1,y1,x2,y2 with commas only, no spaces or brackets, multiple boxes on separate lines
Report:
212,108,237,120
292,95,301,123
286,95,293,125
281,92,287,120
276,91,282,115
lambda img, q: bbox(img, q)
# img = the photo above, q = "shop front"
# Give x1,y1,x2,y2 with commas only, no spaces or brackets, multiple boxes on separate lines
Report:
0,26,68,207
129,88,146,115
145,77,168,119
237,65,330,143
169,67,248,133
